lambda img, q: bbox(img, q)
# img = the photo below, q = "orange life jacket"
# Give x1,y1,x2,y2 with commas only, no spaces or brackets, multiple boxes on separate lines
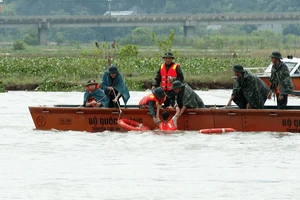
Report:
139,93,166,107
158,119,177,131
160,63,179,91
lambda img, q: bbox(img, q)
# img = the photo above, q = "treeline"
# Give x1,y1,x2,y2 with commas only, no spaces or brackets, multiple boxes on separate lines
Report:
1,0,300,45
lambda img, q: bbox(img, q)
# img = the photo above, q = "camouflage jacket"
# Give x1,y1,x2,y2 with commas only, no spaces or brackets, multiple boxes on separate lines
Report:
232,71,270,109
270,61,294,95
177,84,205,108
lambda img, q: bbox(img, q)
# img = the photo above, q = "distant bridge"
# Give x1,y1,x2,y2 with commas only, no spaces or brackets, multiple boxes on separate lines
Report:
1,12,300,45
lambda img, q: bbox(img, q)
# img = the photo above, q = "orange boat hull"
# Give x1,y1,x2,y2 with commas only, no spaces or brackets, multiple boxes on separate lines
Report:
28,105,300,133
260,76,300,91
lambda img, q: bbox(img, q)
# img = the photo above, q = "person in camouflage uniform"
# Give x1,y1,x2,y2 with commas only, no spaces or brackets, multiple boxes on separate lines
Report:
268,51,294,109
172,80,205,116
226,65,271,109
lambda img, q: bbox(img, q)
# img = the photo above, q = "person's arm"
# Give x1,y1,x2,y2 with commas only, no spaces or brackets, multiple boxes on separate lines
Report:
113,92,121,103
148,101,156,118
178,105,187,116
226,95,235,108
175,65,184,82
154,68,161,88
172,106,181,127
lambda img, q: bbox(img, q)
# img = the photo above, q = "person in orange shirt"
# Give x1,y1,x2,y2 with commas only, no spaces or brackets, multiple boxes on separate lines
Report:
158,106,180,131
139,87,166,124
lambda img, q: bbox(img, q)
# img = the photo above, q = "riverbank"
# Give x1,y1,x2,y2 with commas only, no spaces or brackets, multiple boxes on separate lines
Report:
3,81,234,91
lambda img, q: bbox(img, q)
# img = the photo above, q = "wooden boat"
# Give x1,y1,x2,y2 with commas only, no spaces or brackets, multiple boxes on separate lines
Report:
247,56,300,93
28,105,300,133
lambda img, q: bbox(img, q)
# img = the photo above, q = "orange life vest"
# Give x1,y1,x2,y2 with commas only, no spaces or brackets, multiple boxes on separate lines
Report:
160,63,179,91
158,119,177,131
139,93,166,107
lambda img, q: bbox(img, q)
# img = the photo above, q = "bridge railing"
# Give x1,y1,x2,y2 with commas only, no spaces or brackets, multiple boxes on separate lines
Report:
1,12,300,24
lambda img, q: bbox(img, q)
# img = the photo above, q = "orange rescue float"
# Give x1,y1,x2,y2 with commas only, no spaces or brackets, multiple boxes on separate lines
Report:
118,118,150,131
199,128,235,134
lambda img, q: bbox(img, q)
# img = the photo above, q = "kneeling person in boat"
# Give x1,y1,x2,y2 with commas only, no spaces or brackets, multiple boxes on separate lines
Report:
101,65,130,108
226,64,271,109
172,80,205,116
139,87,166,125
158,106,180,131
83,79,107,107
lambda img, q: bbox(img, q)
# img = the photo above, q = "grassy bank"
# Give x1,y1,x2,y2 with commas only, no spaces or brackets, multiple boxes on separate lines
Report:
0,54,271,92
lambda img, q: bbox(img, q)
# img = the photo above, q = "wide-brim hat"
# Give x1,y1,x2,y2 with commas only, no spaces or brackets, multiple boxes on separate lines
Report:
270,51,282,59
162,51,174,59
153,87,165,100
172,80,185,90
108,65,118,74
232,64,245,73
86,79,98,86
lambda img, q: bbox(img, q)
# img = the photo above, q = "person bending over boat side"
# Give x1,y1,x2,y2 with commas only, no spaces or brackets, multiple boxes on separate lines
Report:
152,51,184,108
268,51,294,109
158,106,180,131
172,80,205,116
139,87,166,125
101,65,130,108
83,79,107,107
226,65,271,109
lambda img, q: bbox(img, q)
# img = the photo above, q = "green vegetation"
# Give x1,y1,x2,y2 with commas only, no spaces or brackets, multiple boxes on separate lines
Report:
1,0,299,92
0,54,270,91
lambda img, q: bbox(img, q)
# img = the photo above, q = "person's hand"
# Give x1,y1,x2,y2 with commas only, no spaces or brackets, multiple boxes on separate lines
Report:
112,97,118,103
167,76,173,83
87,101,97,107
246,103,251,109
278,95,284,101
225,100,231,108
267,92,272,99
151,85,156,91
107,86,114,91
153,117,160,125
96,102,102,107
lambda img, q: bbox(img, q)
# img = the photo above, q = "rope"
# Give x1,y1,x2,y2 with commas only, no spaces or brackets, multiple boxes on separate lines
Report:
112,88,123,120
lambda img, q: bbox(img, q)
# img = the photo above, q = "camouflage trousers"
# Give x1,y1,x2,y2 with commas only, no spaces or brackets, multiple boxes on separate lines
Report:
276,94,288,109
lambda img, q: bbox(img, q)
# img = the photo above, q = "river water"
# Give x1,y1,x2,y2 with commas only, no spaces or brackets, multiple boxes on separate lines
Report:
1,90,300,200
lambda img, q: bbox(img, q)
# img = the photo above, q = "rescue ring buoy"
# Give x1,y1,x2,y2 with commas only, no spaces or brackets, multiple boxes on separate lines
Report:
118,118,150,131
199,128,235,134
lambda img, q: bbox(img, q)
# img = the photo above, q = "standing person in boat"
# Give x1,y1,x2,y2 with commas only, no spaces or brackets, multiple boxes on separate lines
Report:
139,87,166,125
158,106,180,131
83,79,107,107
152,51,184,108
172,80,205,116
226,64,271,109
268,51,294,109
101,65,130,108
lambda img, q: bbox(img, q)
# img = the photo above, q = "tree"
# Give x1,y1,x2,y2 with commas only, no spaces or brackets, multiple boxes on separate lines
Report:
55,32,65,45
283,24,300,36
152,29,175,53
131,27,153,46
23,30,38,46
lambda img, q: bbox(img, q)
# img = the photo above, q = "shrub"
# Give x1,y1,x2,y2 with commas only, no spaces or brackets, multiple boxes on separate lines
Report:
12,40,26,50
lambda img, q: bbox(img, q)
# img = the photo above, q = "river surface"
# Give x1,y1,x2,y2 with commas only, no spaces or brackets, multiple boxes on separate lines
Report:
1,90,300,200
